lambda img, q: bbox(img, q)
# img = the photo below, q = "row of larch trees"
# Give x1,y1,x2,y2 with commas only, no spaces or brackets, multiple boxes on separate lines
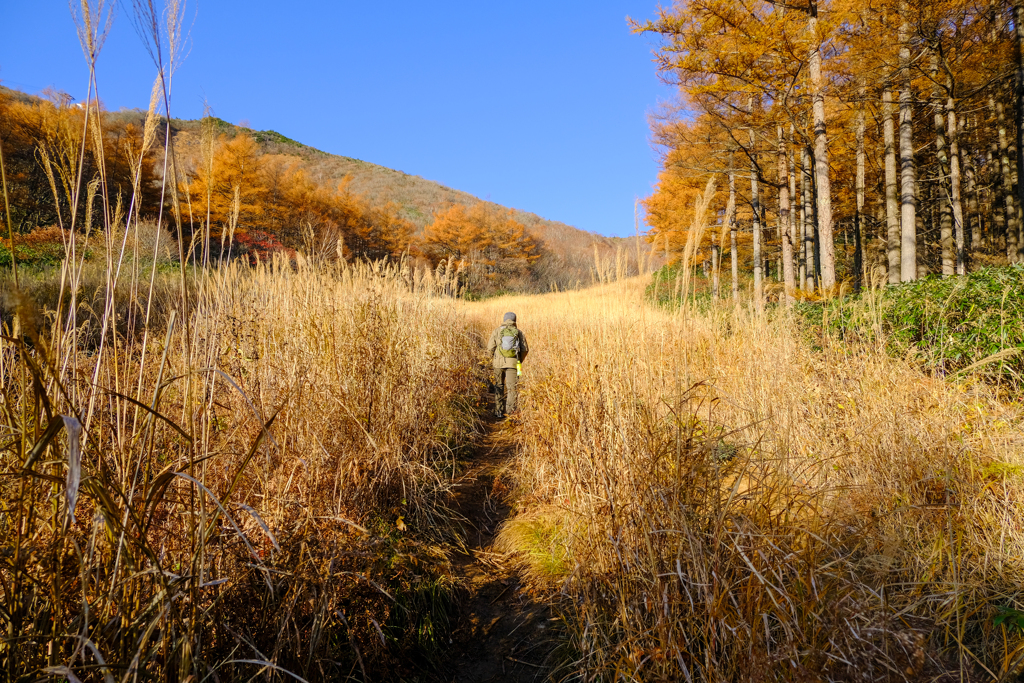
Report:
636,0,1024,304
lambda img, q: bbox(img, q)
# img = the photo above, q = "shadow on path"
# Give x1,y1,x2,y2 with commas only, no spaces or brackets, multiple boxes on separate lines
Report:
438,412,556,683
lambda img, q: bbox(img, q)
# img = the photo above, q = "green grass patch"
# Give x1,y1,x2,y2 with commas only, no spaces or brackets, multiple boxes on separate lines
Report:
799,265,1024,390
0,240,73,268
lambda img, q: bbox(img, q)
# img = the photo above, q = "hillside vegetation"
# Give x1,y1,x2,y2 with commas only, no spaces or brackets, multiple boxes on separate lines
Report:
467,278,1024,681
0,85,647,296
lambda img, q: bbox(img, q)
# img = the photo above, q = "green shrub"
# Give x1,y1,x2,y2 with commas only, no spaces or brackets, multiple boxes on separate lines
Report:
800,265,1024,389
645,263,724,309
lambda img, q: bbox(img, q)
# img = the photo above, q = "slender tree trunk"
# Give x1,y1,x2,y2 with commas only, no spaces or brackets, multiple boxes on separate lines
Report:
808,0,836,289
750,128,763,307
965,144,980,254
1015,0,1024,262
855,85,866,289
789,126,799,291
988,98,1007,251
810,147,822,283
798,148,807,289
728,168,738,302
802,145,816,290
918,193,929,278
884,83,900,283
899,5,918,282
963,115,981,255
931,52,955,277
778,126,795,304
997,96,1019,261
947,95,966,275
712,216,721,299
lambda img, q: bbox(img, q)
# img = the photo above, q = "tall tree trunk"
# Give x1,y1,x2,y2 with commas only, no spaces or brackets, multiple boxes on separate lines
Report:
778,126,795,304
855,84,866,290
918,192,929,278
988,97,1007,251
789,126,799,291
899,5,918,282
1016,147,1023,263
750,128,763,306
884,83,900,284
802,145,816,290
947,94,966,275
712,216,721,299
964,142,980,254
997,96,1019,261
810,147,822,283
798,147,807,290
808,0,836,289
932,52,955,277
1015,0,1024,262
963,114,981,254
728,168,738,302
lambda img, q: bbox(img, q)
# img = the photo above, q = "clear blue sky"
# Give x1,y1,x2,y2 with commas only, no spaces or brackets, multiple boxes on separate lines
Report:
0,2,671,237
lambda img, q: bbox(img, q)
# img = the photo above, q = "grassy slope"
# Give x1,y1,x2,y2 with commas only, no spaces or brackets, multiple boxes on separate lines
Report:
465,279,1024,681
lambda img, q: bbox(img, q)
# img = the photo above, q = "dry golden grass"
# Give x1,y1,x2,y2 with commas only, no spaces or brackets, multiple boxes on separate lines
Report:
467,278,1024,681
6,248,1023,681
1,257,479,680
4,7,1022,674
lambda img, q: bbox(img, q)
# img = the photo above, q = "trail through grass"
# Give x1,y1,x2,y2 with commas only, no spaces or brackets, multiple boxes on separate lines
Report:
5,261,1023,682
463,277,1024,682
442,413,557,682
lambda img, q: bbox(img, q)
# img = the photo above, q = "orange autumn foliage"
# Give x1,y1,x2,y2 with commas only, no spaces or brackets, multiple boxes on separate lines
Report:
635,0,1023,280
422,203,541,288
0,87,160,233
182,131,413,260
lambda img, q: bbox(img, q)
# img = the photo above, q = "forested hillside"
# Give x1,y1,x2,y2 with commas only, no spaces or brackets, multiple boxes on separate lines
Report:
0,85,642,294
636,0,1024,302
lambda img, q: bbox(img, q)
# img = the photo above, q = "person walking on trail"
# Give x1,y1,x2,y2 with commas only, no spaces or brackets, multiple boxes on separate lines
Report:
487,312,528,418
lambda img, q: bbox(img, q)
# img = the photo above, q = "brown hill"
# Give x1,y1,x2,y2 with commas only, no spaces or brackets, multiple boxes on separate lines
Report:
167,115,650,289
1,85,656,291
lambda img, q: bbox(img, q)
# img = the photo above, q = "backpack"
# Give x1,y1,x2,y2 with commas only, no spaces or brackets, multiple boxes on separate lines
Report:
498,325,520,358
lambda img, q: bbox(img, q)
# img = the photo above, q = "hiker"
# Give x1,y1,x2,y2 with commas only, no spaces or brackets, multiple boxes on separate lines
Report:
487,312,529,418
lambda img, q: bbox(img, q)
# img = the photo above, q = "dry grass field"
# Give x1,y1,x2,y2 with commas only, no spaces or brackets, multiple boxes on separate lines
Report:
1,256,482,680
466,279,1024,681
4,253,1024,681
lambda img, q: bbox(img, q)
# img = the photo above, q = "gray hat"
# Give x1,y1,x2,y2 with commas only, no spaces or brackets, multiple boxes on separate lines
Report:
503,312,517,323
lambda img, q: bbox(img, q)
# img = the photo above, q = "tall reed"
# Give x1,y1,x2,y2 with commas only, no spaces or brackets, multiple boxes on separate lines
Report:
1,2,482,676
471,278,1024,681
1,256,479,680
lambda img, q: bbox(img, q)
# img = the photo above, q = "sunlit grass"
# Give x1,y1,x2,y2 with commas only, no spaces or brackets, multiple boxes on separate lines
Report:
465,276,1024,681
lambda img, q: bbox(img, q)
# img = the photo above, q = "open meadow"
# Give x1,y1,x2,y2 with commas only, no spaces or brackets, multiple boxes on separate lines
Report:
3,254,1024,681
468,278,1024,681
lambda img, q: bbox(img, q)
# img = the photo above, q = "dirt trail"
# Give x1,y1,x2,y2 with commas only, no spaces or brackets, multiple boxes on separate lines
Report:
438,413,555,683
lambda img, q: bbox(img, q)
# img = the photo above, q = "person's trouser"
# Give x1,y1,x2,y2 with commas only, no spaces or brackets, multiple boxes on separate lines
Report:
494,367,518,415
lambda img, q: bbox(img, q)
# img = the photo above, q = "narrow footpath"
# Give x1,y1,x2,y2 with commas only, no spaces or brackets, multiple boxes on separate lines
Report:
439,412,556,683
